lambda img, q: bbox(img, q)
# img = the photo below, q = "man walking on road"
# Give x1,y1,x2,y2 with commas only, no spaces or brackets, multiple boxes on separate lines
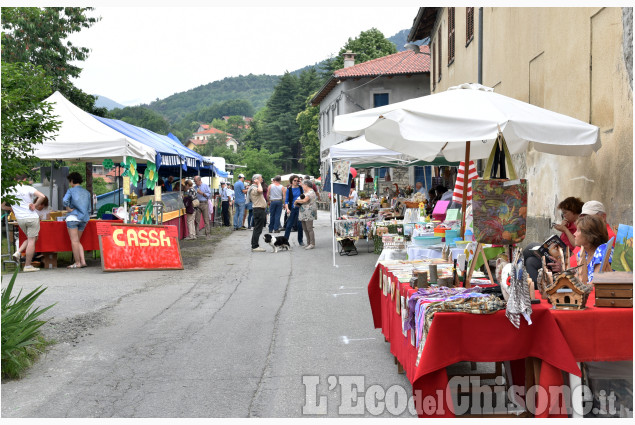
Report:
233,174,248,230
284,175,304,246
248,174,267,252
193,175,212,238
220,182,231,227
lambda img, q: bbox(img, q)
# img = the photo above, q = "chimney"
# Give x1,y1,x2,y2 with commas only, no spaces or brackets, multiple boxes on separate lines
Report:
343,50,356,68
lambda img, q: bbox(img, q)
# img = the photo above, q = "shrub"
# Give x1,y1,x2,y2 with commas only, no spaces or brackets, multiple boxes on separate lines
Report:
1,269,55,378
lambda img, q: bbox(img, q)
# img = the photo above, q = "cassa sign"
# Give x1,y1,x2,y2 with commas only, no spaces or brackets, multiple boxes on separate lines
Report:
97,222,183,271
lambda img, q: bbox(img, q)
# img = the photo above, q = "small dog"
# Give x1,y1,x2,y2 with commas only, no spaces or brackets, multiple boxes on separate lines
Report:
263,233,291,253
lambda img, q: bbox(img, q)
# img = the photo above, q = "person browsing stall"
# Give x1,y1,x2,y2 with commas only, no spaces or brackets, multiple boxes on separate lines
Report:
219,182,231,227
233,174,248,231
194,175,212,238
1,184,47,272
182,180,198,240
63,172,91,269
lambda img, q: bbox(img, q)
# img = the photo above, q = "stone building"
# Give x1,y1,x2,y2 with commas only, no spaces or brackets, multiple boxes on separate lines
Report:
408,7,633,242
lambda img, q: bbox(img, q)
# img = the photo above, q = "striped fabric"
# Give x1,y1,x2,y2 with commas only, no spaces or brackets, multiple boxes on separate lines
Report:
452,160,478,204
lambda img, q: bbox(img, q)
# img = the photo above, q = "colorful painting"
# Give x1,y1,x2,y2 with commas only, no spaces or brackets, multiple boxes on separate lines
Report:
472,179,527,245
612,224,633,271
332,160,351,185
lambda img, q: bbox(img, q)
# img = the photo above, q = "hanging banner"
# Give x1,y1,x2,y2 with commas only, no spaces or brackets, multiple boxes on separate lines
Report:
97,222,183,271
332,160,351,184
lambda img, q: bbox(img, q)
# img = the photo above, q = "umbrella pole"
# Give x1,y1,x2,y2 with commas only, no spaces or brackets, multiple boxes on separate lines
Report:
178,158,182,241
49,162,54,209
330,158,337,268
460,141,471,239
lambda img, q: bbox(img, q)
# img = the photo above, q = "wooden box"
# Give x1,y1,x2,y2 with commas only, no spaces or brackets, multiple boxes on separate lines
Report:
594,272,633,308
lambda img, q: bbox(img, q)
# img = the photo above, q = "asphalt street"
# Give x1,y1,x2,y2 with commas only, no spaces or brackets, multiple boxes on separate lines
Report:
1,210,416,418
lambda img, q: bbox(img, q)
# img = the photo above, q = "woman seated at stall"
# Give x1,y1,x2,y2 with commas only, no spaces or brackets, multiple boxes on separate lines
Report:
12,195,50,262
574,214,612,283
523,196,584,283
553,196,584,252
342,186,358,208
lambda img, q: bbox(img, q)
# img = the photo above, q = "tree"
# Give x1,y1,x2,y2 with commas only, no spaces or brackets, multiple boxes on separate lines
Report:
1,7,105,115
1,62,60,204
326,28,397,72
239,147,283,183
296,96,321,177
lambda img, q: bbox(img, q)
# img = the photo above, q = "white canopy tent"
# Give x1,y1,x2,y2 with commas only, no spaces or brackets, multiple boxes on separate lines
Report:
326,136,415,166
34,91,156,163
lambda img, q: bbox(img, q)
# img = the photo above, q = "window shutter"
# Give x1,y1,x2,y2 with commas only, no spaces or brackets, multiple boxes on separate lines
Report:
448,7,455,64
466,7,474,44
432,43,436,90
437,28,442,82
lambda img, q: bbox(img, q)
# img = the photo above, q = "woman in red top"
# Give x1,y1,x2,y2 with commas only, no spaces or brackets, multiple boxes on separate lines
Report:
553,196,584,251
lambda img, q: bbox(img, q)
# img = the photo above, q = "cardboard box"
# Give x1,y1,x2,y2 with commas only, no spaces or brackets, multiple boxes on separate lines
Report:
41,252,57,269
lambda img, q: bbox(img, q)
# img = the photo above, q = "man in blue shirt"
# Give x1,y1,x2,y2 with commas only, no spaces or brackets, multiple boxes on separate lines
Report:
233,174,248,230
194,175,212,238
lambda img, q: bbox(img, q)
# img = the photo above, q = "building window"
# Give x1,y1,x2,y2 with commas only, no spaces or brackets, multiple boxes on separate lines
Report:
437,27,442,82
448,7,455,65
378,167,389,178
466,7,474,46
373,93,389,107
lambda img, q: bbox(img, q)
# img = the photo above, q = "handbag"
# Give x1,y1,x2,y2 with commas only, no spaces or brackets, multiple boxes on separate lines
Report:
192,199,200,208
471,134,527,245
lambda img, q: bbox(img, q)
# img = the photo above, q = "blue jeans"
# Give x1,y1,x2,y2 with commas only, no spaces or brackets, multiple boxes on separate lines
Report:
268,200,283,232
247,207,253,227
233,202,245,229
284,207,303,243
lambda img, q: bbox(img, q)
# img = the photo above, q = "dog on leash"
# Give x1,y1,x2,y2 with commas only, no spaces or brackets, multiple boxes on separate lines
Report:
263,234,291,253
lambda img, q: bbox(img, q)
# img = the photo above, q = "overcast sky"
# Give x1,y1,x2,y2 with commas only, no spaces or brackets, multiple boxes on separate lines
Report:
59,4,421,106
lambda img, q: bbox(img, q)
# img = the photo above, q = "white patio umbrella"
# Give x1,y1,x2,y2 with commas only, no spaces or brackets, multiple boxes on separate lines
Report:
333,83,601,237
333,83,600,162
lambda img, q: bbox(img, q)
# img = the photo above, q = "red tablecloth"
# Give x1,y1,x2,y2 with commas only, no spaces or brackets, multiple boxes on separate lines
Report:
18,220,123,252
368,264,583,418
549,290,632,362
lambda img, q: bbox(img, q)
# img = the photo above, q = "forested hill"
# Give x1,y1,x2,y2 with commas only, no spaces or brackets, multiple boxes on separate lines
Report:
147,74,280,123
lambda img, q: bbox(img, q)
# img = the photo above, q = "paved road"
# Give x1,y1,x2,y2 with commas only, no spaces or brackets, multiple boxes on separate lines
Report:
2,210,415,418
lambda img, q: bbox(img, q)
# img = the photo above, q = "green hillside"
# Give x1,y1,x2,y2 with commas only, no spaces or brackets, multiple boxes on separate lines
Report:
147,74,280,123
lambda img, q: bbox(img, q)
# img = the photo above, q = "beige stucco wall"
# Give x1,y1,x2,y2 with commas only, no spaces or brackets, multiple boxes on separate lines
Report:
430,7,633,242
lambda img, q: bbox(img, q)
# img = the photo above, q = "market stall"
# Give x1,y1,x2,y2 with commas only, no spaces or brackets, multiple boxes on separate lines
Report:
367,261,632,417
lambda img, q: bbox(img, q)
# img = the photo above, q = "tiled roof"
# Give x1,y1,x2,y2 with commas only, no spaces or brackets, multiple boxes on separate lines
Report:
201,124,210,130
334,48,430,78
188,138,208,146
311,48,430,106
194,127,226,135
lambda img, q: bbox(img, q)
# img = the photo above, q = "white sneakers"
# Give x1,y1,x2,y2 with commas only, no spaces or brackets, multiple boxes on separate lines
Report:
252,247,266,252
12,251,21,261
304,245,315,250
23,265,40,272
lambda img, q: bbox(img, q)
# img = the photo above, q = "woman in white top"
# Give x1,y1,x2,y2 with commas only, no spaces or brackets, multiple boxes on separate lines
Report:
13,195,50,265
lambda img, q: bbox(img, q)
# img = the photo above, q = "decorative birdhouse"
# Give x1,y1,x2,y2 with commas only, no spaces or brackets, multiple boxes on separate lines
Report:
544,268,593,310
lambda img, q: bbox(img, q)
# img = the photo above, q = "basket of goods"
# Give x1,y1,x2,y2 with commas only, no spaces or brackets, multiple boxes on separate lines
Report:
404,201,421,208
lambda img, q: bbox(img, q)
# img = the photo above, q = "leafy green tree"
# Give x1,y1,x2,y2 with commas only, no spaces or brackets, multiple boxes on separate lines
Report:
1,7,105,115
296,96,320,177
326,28,397,72
193,133,230,157
1,62,60,204
239,147,283,183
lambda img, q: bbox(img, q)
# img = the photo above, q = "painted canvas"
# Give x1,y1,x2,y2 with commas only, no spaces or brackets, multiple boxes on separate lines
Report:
612,224,633,271
332,160,351,184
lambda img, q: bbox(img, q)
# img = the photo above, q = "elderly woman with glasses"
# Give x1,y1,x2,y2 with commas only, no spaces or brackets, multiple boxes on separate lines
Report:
294,180,318,249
